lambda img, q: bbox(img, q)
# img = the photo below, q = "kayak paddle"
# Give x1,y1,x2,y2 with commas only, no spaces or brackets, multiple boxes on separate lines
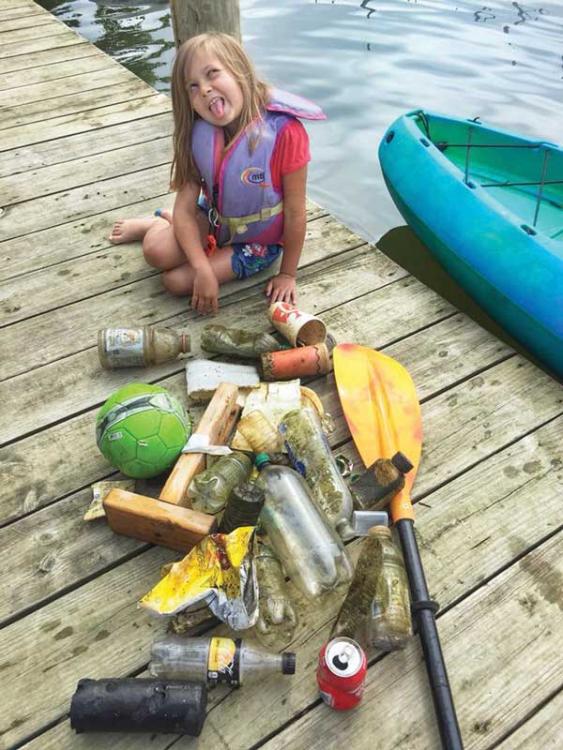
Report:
334,343,463,750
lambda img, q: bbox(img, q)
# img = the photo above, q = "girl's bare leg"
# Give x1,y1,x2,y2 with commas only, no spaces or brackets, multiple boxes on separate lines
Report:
108,210,173,244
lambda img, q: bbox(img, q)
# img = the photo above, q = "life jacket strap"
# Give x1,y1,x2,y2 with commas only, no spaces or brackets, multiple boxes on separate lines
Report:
217,201,284,243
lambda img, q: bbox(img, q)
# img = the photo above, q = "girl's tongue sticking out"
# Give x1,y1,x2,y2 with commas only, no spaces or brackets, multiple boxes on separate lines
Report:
210,97,225,118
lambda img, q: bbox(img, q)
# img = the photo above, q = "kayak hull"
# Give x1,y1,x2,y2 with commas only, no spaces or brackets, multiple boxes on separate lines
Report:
378,110,563,378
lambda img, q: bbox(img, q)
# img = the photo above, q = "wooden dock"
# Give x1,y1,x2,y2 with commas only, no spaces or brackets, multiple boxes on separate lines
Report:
1,1,562,748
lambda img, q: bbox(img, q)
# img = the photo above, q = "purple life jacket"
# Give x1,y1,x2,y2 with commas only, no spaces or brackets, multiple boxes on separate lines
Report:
191,88,326,246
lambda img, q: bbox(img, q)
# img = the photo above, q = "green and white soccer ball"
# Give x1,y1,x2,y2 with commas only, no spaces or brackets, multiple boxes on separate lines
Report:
96,383,191,479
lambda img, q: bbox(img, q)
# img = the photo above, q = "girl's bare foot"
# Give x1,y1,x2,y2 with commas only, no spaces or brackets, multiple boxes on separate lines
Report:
108,210,172,244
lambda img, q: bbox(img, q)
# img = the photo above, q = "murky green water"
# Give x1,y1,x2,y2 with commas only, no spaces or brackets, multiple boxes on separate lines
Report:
40,0,563,244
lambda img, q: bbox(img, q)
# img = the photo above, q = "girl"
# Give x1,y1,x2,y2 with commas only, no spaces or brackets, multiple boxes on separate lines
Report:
109,33,325,315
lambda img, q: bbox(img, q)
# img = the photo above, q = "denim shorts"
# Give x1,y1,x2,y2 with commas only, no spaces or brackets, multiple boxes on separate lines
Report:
197,194,282,279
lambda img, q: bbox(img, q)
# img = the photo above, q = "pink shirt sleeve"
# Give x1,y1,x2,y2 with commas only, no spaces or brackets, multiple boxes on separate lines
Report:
270,119,311,191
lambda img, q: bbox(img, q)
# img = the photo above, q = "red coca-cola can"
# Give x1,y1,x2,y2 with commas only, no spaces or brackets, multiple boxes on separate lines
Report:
317,637,367,710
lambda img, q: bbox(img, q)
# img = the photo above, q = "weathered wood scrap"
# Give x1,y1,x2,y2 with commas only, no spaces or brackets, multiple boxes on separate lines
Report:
259,533,563,750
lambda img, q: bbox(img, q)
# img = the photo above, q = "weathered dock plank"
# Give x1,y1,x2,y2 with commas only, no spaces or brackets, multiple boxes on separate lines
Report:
260,532,563,750
0,41,94,75
496,689,563,749
4,424,560,748
0,310,510,527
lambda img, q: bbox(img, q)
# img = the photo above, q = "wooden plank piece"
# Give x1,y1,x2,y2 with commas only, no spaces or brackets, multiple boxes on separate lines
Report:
0,43,98,79
0,30,84,59
495,689,563,749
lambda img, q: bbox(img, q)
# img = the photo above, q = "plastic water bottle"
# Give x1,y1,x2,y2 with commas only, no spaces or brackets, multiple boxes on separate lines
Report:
149,635,296,687
279,408,354,539
98,327,190,368
255,453,353,598
368,526,412,650
188,452,252,513
218,481,265,533
254,541,298,649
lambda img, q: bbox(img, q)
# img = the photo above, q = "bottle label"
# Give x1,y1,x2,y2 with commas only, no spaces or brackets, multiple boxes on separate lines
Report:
103,328,145,366
207,637,241,686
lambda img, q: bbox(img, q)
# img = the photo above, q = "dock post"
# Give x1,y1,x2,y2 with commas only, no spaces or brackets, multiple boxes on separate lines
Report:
170,1,241,46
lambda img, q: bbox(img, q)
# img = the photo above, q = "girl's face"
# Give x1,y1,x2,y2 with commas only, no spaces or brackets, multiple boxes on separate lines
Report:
186,49,244,130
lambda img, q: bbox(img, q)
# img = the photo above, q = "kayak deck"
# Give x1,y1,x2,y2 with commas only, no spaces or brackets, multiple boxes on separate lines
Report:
413,113,563,239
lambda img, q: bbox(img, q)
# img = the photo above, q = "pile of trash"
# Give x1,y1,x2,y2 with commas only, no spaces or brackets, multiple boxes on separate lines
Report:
71,302,416,736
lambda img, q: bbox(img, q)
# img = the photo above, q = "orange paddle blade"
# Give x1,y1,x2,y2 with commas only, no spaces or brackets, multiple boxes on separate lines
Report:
333,344,422,521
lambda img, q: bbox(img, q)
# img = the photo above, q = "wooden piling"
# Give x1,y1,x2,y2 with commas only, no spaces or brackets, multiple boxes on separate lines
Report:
170,0,241,47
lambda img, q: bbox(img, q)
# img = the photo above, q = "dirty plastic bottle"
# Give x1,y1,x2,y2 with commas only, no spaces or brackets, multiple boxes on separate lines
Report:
201,324,284,359
368,525,412,651
254,541,298,649
255,453,353,598
350,452,413,511
188,452,252,514
98,327,190,369
279,408,354,539
218,481,265,533
237,410,282,453
149,635,296,687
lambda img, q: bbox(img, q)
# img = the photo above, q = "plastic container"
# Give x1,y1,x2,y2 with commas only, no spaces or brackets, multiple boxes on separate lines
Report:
70,678,206,735
98,327,190,369
254,541,298,649
218,481,265,533
201,324,284,358
188,452,252,513
279,408,354,539
368,525,412,650
149,635,296,687
255,453,353,598
237,410,282,453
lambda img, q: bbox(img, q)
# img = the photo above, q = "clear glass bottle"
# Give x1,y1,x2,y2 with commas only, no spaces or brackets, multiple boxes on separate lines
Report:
201,324,284,359
255,453,353,598
368,526,412,651
279,408,354,539
98,327,190,369
149,635,296,687
188,452,252,513
254,541,298,649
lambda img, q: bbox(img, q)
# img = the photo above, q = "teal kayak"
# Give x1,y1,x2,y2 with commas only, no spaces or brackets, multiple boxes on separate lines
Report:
378,110,563,378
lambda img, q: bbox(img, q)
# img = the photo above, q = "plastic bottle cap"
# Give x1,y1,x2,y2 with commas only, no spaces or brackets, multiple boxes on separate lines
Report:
282,652,296,675
391,451,414,474
254,452,271,469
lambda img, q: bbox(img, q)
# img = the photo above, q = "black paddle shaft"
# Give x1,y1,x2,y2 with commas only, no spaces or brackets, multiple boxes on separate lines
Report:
396,519,464,750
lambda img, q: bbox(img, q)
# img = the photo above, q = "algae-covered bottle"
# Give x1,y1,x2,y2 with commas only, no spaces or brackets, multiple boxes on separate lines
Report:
218,481,265,534
189,452,252,514
255,453,353,599
149,635,296,687
279,408,354,539
368,526,412,651
254,541,298,649
98,327,190,369
201,324,284,359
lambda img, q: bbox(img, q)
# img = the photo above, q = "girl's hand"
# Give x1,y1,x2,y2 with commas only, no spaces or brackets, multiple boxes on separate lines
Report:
265,273,297,304
192,264,219,315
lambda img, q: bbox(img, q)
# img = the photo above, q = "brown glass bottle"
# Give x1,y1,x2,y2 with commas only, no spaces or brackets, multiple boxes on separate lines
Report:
98,327,190,369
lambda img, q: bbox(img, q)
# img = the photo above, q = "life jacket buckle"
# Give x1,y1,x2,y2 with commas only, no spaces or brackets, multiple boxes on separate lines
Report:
208,206,220,228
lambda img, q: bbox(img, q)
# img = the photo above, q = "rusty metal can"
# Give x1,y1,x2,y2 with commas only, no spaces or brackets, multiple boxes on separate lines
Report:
317,637,367,710
261,343,331,381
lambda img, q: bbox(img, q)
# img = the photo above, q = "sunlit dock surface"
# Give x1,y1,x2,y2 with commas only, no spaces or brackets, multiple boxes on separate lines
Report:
1,2,562,748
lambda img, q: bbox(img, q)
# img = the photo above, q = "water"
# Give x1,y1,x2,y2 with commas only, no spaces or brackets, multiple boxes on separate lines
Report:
39,0,563,244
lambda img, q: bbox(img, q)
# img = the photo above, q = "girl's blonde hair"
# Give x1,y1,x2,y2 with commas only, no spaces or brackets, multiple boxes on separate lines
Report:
170,33,270,191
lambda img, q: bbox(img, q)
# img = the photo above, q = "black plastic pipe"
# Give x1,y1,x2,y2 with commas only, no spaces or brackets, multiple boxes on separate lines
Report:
70,678,207,736
396,519,464,750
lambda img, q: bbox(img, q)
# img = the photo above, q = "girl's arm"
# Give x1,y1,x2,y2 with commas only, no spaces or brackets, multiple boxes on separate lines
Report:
266,164,307,304
173,181,219,314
